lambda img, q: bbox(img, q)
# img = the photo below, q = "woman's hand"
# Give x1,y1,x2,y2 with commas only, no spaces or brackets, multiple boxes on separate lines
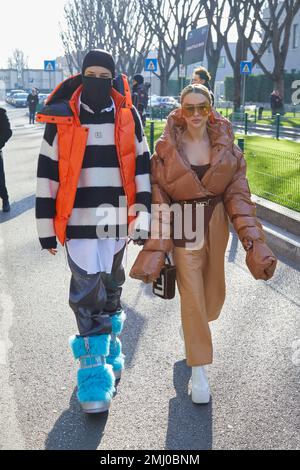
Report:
47,249,58,256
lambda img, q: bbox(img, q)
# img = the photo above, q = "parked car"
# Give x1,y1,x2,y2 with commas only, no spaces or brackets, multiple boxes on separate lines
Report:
11,93,28,108
160,96,180,109
6,89,26,104
148,95,162,107
38,93,49,105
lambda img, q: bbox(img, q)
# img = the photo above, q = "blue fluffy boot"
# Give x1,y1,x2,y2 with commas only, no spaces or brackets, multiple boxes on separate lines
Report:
69,334,115,414
106,309,126,381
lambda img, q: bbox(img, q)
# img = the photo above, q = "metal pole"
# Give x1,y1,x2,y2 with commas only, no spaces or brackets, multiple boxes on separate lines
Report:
237,138,245,153
276,113,280,140
150,71,152,121
242,74,246,110
150,121,155,155
244,112,248,135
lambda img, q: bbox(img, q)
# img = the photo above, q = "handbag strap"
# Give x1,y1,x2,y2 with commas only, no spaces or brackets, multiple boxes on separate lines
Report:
165,254,172,265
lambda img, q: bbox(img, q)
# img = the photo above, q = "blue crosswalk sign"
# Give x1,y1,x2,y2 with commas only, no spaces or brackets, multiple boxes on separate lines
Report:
44,60,56,72
145,58,158,72
240,61,252,75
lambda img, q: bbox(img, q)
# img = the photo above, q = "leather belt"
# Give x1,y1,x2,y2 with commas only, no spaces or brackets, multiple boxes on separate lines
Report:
174,195,223,207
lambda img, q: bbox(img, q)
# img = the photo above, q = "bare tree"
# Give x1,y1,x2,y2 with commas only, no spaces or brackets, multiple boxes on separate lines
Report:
7,49,28,86
203,0,228,90
60,0,107,73
61,0,154,78
139,0,205,95
248,0,300,98
210,0,264,110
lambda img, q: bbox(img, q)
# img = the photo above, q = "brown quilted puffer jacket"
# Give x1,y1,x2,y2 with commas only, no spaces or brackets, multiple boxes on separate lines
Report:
130,108,277,283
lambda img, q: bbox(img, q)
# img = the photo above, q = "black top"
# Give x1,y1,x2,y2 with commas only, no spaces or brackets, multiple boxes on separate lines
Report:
191,163,210,181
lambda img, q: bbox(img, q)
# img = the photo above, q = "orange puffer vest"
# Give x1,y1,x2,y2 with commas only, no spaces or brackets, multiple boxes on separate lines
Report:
36,74,137,245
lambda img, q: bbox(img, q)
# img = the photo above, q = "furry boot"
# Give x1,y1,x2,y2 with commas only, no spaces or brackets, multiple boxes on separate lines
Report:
106,309,126,381
69,334,115,414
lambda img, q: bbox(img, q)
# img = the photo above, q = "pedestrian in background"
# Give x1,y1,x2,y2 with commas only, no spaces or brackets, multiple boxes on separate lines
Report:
132,74,150,127
270,89,283,117
0,107,12,212
27,88,39,124
192,66,215,106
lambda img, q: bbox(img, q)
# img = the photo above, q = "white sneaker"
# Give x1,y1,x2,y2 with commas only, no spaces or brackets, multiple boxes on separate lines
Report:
191,366,211,404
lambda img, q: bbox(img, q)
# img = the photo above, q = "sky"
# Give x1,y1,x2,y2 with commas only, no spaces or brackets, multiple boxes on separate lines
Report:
0,0,240,70
0,0,68,69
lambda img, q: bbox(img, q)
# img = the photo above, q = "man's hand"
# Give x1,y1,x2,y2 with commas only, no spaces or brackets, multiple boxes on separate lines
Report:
47,249,58,256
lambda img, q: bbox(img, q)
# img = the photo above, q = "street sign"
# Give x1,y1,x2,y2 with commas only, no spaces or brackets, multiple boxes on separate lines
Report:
179,64,185,79
240,61,252,75
184,26,209,66
145,58,158,73
44,60,56,72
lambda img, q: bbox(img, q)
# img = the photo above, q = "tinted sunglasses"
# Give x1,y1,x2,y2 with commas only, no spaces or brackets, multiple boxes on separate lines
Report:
181,104,211,117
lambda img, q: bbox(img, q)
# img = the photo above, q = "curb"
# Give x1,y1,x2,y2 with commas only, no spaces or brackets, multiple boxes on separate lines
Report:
252,195,300,265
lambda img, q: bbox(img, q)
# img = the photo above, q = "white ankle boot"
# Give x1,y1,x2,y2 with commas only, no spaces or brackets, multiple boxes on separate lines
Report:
191,366,211,404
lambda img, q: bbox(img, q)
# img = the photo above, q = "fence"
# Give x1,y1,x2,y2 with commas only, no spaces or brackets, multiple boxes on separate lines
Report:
242,140,300,212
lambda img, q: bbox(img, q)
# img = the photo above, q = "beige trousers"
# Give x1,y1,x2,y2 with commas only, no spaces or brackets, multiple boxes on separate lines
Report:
173,202,230,367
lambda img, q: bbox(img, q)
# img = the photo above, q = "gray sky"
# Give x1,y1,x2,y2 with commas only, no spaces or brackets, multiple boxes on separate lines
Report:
0,0,67,69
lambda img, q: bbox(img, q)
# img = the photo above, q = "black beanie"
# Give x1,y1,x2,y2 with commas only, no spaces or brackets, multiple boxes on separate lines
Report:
133,74,144,85
82,49,116,77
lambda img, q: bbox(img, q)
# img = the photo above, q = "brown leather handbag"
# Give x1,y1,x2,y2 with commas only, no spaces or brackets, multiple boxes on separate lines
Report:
153,255,177,300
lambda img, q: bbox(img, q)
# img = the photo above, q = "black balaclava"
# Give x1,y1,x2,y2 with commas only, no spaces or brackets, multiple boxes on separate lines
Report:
81,49,116,113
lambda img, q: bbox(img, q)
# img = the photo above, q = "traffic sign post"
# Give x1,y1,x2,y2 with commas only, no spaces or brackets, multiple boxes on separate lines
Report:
145,58,158,121
179,63,185,93
44,60,56,92
240,61,252,110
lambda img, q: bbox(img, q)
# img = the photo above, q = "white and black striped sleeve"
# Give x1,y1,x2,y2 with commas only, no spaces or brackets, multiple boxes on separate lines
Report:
131,107,152,237
35,123,59,249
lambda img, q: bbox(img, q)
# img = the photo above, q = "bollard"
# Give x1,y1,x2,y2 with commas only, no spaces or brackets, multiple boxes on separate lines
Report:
150,121,155,155
237,138,245,153
244,112,248,136
276,113,280,140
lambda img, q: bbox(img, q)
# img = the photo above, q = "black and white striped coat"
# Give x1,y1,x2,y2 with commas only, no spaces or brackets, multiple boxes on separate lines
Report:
36,101,151,249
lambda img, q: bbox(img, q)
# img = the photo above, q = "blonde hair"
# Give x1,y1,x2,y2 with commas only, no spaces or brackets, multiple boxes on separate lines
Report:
181,84,212,106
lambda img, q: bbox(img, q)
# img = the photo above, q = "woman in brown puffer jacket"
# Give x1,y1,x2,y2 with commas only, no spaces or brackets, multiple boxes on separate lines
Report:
130,84,277,404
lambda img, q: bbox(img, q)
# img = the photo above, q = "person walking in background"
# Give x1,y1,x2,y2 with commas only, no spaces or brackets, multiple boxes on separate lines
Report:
192,66,215,106
27,88,39,124
270,90,283,117
130,84,277,405
35,49,151,415
0,107,12,213
132,74,150,127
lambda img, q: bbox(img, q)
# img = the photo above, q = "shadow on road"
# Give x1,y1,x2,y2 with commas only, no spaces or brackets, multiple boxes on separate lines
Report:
122,299,147,369
165,361,213,450
45,302,146,450
227,230,239,263
0,195,35,224
45,390,109,450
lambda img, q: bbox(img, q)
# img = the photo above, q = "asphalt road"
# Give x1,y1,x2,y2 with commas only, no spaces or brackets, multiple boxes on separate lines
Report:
0,104,299,450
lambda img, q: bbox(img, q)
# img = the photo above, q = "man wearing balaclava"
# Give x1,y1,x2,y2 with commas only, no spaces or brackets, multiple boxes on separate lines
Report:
35,50,151,414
